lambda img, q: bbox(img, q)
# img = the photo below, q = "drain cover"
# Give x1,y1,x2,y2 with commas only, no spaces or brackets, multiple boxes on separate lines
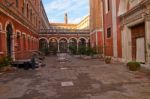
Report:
61,81,74,86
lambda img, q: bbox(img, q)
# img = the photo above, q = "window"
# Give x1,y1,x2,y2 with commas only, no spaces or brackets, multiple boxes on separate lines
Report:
107,0,110,11
22,34,26,50
16,0,19,8
27,4,29,18
16,32,21,51
28,37,30,50
105,0,110,13
107,28,111,38
22,0,25,14
30,9,32,21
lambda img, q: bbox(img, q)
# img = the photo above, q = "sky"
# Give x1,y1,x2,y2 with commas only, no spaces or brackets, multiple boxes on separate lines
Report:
42,0,89,24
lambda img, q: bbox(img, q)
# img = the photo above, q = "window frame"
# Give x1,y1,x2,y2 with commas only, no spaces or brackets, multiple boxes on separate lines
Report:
107,27,111,38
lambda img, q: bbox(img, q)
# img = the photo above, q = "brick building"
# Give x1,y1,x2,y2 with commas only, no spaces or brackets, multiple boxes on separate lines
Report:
101,0,150,64
0,0,49,60
89,0,104,53
119,0,150,63
39,15,90,53
102,0,122,60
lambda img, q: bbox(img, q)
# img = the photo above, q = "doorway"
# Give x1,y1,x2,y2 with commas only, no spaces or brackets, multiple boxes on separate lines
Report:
136,37,145,63
131,23,145,62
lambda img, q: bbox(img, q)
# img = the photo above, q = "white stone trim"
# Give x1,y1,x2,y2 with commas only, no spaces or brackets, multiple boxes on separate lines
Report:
90,29,103,35
39,37,49,43
58,37,69,43
49,37,58,43
68,37,78,42
5,20,15,60
112,0,118,58
78,37,88,43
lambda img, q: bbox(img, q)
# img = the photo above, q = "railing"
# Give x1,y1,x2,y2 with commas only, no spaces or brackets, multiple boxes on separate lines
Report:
39,29,90,34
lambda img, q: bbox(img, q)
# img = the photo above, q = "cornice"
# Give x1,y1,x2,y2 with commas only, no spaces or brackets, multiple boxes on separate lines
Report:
0,3,38,35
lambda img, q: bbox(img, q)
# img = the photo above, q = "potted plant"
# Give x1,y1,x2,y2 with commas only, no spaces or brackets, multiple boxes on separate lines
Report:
127,61,141,71
105,57,111,64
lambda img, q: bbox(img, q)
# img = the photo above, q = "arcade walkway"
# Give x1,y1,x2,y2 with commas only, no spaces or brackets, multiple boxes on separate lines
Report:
0,56,150,99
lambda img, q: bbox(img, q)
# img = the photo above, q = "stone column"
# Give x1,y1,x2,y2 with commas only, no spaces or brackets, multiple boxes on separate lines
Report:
67,43,70,53
145,20,150,64
77,43,79,52
58,43,60,52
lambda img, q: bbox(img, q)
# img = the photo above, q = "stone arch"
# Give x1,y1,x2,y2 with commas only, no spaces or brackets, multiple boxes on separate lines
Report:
69,37,77,47
49,37,58,43
58,37,69,43
68,37,78,42
5,21,15,58
78,37,87,47
68,37,78,54
59,38,68,53
78,37,88,43
5,20,15,34
16,30,21,36
39,37,48,43
49,37,58,54
39,37,48,51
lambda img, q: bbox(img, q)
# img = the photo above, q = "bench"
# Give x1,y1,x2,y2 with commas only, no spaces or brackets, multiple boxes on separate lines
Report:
12,59,36,70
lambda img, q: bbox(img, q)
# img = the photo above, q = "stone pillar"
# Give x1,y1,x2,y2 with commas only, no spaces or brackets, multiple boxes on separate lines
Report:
11,34,15,60
145,20,150,64
58,43,60,52
77,43,79,52
67,43,70,53
86,42,88,48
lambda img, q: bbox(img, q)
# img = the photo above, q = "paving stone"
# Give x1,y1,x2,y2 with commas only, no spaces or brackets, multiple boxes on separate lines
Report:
0,56,150,99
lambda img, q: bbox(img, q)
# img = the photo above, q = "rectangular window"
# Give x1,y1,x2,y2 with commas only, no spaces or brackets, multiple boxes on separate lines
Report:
107,28,111,38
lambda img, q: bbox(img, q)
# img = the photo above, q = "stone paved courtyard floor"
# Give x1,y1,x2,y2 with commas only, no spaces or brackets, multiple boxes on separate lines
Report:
0,56,150,99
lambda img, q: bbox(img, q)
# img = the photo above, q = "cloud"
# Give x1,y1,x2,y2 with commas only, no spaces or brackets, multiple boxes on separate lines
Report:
43,0,89,23
69,15,88,23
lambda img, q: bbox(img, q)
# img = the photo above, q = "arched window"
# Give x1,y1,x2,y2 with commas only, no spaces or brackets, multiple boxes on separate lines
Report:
28,36,30,50
27,4,29,18
16,32,21,51
30,9,32,21
22,34,26,51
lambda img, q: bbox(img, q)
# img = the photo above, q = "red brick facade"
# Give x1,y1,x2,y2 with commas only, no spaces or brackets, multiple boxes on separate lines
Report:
0,0,49,60
102,0,122,58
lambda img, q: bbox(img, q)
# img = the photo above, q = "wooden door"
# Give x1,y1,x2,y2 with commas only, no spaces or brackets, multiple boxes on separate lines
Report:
136,37,145,63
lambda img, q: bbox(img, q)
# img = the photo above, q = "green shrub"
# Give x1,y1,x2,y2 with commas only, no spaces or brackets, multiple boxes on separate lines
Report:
0,56,12,68
78,45,86,55
85,47,97,56
69,45,77,55
127,61,141,71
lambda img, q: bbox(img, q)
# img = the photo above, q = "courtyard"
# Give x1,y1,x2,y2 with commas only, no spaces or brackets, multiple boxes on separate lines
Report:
0,55,150,99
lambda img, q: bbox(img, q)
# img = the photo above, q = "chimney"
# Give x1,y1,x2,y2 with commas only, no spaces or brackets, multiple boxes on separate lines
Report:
64,13,68,24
